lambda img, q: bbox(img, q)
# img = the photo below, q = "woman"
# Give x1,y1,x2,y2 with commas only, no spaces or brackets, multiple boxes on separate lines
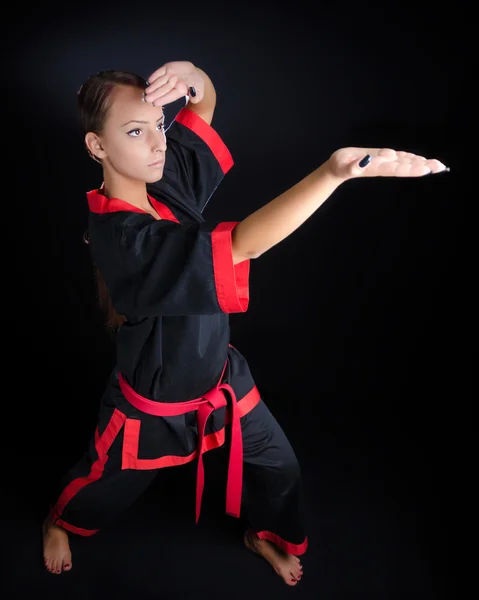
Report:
42,61,448,586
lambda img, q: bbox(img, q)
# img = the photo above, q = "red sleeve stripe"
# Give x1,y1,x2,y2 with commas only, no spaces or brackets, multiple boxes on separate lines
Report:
175,108,234,174
211,222,250,313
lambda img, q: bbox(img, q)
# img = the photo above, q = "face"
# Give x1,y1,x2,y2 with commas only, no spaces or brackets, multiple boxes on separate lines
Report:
87,84,167,184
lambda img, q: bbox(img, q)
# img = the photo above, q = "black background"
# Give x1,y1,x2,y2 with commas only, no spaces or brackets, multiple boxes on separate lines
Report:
3,1,468,598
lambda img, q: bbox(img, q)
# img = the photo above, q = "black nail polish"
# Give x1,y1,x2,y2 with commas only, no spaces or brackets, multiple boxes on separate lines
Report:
359,154,372,168
189,86,197,97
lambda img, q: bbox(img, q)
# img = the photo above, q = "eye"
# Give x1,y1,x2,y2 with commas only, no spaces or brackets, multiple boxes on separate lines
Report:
127,128,142,137
157,121,166,131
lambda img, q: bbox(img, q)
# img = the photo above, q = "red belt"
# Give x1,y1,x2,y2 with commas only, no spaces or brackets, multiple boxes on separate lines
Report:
118,361,242,524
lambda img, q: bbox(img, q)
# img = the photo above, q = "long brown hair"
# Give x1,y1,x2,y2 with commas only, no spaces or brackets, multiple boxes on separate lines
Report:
78,70,148,332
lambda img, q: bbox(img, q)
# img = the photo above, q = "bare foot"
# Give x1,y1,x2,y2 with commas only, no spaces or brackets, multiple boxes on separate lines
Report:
42,518,72,575
244,529,303,586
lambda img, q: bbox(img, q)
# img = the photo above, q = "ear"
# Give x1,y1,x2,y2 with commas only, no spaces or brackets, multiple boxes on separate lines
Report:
85,132,106,161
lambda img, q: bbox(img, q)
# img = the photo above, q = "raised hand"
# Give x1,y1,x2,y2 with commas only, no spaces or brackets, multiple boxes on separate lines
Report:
143,61,204,107
328,147,449,180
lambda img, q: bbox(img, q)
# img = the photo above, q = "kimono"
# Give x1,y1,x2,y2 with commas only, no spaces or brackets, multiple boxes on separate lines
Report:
49,103,308,555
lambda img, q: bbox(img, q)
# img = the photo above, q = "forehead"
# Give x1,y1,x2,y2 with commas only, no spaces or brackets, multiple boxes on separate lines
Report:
107,84,164,124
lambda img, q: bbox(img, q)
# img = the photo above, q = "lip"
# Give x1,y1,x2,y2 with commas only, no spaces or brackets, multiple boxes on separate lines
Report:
149,159,165,167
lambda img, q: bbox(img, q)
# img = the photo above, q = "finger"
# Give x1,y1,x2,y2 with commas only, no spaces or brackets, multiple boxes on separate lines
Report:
363,153,427,177
397,150,426,160
426,158,448,173
397,161,428,177
147,75,179,105
147,65,167,84
355,153,392,175
145,73,171,97
397,156,429,177
343,147,385,157
152,81,189,107
376,160,430,177
185,85,202,104
377,148,397,158
410,155,428,167
348,147,401,159
358,154,372,168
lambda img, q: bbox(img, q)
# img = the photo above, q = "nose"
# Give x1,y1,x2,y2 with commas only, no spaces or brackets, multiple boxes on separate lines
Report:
151,128,167,153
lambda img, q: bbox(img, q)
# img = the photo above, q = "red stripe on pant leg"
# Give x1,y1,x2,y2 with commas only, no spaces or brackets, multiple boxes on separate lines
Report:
50,409,126,528
256,530,309,556
54,518,99,536
96,409,127,455
50,453,109,522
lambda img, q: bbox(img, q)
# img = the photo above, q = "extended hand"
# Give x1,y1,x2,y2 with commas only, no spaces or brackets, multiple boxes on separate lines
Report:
328,147,449,180
143,61,204,107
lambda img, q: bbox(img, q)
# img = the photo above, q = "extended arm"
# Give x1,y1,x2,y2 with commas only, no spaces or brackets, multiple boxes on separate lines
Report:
231,148,449,263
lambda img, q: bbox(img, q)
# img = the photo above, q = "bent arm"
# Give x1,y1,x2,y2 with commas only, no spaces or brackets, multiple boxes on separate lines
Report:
186,67,217,126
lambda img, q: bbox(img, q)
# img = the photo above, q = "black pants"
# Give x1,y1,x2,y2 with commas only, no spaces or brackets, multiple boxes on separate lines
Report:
49,378,308,555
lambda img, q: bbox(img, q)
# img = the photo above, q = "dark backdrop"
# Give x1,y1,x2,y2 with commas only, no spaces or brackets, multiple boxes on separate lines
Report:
3,1,467,598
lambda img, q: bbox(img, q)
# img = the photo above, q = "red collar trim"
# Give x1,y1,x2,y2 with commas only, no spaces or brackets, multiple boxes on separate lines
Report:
86,188,180,223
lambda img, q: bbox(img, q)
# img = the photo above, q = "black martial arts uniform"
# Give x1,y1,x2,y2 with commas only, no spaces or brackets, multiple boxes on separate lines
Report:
49,104,308,555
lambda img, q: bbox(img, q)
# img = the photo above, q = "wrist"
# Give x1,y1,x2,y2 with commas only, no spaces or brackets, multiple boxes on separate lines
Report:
315,160,347,187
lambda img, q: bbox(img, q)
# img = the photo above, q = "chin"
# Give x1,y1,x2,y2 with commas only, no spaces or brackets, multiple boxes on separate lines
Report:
146,171,164,184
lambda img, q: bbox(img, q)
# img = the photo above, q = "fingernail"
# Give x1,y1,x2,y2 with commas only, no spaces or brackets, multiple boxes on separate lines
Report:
359,154,372,168
189,86,197,97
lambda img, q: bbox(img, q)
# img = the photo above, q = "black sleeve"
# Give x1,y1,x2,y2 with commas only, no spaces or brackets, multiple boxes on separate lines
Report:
93,219,250,318
147,107,234,213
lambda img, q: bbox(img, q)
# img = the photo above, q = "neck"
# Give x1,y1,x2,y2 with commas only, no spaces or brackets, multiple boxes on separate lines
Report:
101,169,149,211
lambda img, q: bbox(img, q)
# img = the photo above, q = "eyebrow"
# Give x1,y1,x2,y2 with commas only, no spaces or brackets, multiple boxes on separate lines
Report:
121,115,165,127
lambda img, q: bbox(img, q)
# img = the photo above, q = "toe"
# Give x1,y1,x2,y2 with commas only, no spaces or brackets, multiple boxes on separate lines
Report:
292,566,302,579
294,572,302,583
